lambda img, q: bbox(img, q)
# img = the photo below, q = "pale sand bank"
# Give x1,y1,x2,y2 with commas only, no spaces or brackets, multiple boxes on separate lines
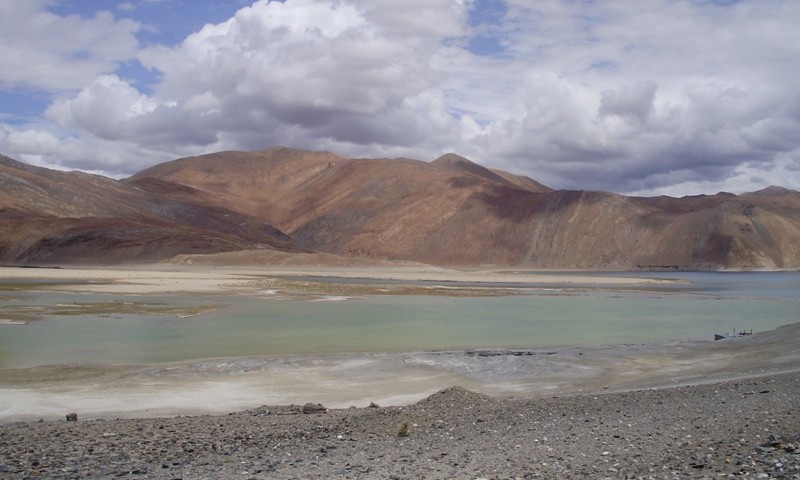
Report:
0,264,677,295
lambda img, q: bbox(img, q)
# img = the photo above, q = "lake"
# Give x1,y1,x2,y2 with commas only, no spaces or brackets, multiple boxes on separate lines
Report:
2,271,798,369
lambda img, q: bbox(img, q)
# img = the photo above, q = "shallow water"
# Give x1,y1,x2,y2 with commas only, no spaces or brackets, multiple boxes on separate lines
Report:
1,272,798,369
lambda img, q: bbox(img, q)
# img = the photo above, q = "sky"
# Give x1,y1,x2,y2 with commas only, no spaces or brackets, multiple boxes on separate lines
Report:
1,0,799,196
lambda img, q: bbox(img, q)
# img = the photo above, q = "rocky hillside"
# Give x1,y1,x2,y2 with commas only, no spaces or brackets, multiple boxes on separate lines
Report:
2,148,800,268
0,154,299,264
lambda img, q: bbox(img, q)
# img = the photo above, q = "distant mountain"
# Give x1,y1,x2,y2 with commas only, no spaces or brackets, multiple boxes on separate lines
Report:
127,147,800,269
2,148,800,269
0,154,299,264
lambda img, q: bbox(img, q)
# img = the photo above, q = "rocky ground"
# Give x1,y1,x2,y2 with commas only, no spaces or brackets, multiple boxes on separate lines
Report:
1,371,798,479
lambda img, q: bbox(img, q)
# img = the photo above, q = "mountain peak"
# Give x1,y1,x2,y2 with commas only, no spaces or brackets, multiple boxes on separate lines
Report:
431,152,473,166
431,152,509,184
749,185,797,196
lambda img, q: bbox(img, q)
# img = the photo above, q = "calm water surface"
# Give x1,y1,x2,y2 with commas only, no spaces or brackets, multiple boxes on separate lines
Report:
1,272,798,369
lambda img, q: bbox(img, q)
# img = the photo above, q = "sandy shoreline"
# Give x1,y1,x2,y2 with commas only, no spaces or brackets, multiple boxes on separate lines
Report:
2,368,798,478
2,321,799,423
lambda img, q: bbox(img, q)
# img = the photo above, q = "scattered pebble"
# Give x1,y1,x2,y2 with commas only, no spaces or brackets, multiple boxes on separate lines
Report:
1,375,798,479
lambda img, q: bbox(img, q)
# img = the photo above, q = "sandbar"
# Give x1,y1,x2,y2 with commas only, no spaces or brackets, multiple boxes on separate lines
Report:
0,263,678,296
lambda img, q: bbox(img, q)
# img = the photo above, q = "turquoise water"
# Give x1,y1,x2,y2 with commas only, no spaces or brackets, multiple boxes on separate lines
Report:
1,272,798,369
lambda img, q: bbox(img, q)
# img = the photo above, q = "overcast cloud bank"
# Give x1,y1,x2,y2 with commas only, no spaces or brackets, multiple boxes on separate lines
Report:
1,0,799,196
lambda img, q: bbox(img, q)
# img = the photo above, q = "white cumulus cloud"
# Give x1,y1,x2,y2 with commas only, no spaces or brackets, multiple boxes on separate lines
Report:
0,0,140,91
1,0,800,196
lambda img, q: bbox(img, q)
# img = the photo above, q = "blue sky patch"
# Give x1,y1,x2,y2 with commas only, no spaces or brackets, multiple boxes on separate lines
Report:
468,0,507,27
48,0,249,46
115,60,161,95
466,0,508,56
468,35,505,57
0,90,51,125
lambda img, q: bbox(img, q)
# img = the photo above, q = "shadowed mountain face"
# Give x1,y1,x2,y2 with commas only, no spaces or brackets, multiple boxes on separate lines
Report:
0,154,299,264
3,148,800,268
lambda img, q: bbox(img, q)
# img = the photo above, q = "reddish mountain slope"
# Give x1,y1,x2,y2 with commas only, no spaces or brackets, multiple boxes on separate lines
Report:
127,147,800,269
3,148,799,268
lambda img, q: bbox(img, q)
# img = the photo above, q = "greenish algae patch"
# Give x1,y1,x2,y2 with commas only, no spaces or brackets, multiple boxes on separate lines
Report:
0,284,37,292
1,302,222,322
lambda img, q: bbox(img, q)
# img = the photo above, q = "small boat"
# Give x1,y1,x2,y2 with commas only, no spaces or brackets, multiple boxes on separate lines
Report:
714,328,753,340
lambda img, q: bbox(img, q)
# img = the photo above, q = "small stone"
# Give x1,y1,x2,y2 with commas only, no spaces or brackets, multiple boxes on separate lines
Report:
66,413,78,422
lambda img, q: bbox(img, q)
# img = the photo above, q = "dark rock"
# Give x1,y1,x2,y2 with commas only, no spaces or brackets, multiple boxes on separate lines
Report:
766,435,788,450
302,403,327,414
66,413,78,422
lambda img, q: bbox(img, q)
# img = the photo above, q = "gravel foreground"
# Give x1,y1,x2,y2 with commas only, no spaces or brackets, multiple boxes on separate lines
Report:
2,371,798,479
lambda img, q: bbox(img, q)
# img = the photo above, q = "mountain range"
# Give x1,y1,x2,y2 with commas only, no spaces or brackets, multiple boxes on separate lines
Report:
2,147,799,269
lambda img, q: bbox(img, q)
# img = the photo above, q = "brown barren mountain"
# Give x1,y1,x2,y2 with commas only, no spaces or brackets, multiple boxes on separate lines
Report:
0,154,298,264
127,147,800,269
2,148,799,268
